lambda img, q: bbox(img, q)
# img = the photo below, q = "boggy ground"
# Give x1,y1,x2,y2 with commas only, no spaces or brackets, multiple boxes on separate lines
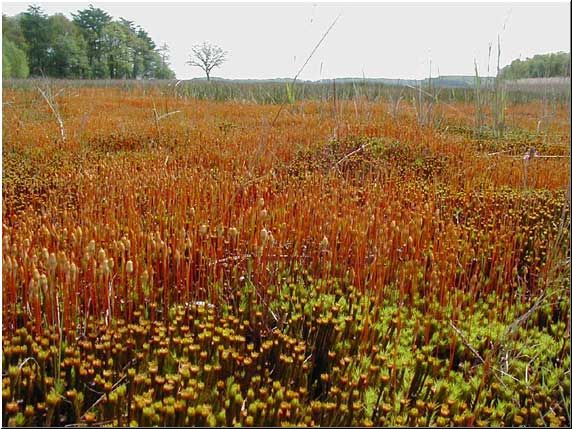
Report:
2,85,570,426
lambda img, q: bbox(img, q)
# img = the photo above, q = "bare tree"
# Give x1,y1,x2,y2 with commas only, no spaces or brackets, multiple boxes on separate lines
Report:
158,42,171,68
187,42,227,81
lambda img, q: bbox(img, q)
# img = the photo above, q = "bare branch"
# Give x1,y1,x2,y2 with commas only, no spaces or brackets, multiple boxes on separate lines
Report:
38,85,66,144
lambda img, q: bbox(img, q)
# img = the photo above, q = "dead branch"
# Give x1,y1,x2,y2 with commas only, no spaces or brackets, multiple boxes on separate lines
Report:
38,86,66,144
333,143,370,168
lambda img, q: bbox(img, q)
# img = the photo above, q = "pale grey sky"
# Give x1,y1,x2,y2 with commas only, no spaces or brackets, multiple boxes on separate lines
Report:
2,1,570,80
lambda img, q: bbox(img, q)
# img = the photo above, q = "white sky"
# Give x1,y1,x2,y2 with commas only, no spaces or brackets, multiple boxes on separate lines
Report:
1,1,570,80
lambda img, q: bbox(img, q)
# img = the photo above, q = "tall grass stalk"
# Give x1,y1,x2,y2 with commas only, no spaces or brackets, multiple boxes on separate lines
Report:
492,35,506,138
473,60,485,137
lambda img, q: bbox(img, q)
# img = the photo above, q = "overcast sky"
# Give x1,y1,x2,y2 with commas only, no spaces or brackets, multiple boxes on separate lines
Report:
2,1,570,80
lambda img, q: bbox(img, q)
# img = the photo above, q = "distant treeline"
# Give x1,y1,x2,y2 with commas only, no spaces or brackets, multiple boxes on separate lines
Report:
2,5,176,79
500,52,570,80
5,77,570,106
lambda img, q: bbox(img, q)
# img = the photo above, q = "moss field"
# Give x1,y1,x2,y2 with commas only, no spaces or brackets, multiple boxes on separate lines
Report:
2,84,570,426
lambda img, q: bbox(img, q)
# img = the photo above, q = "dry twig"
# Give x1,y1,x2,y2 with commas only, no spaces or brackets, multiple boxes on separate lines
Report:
38,85,66,144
